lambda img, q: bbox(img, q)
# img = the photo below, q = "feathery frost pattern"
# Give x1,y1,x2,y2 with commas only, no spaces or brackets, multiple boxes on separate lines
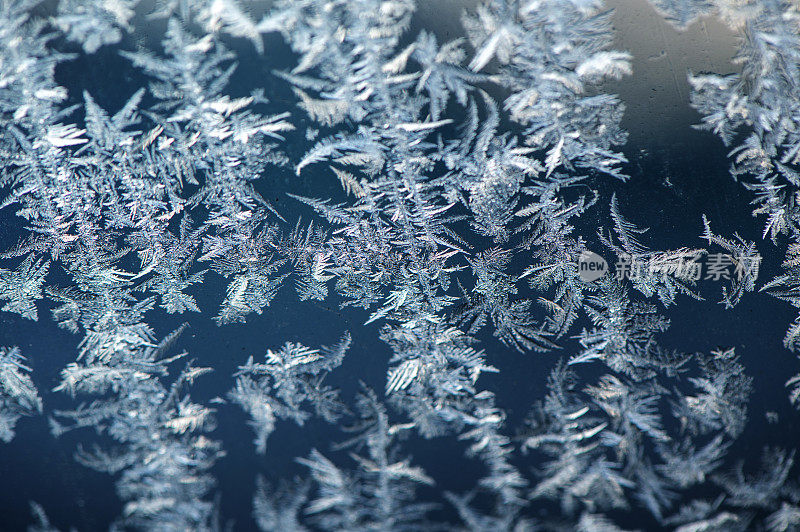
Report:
0,0,798,530
0,346,41,443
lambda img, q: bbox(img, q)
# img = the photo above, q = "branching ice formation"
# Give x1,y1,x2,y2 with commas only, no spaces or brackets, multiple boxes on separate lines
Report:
0,0,798,530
